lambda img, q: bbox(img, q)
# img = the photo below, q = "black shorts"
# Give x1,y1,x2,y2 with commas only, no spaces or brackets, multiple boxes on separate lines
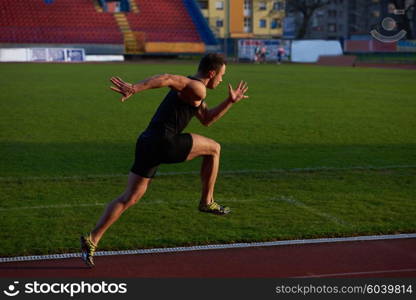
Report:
130,133,193,178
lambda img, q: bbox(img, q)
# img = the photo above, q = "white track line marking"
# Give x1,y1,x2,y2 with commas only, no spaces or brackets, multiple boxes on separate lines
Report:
294,268,416,278
1,165,415,182
0,203,105,211
1,233,415,263
273,196,349,226
0,197,346,222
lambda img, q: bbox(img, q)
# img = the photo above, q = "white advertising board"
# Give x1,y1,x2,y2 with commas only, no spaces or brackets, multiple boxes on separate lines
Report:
291,40,343,63
0,48,86,62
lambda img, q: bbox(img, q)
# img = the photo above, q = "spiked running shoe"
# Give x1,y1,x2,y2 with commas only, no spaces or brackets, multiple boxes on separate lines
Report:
199,201,230,215
80,234,97,268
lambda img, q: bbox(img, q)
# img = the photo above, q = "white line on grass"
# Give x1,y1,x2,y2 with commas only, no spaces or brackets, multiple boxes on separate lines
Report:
0,203,105,211
0,197,281,211
273,196,349,226
0,198,251,211
1,164,415,182
293,268,416,278
0,233,415,263
0,196,345,224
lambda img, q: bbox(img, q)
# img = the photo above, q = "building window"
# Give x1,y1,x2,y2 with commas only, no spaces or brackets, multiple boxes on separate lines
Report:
328,10,337,17
259,1,267,10
244,0,252,10
244,17,252,32
197,0,208,9
312,13,324,27
215,1,223,10
272,1,284,11
387,3,396,13
272,1,279,10
259,19,267,28
216,19,223,27
372,10,380,17
328,23,337,32
271,18,281,29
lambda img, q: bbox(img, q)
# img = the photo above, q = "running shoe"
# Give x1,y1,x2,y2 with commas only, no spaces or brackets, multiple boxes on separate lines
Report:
80,234,97,268
199,201,230,215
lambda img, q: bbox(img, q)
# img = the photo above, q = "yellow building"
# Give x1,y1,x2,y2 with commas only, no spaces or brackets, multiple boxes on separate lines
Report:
197,0,285,38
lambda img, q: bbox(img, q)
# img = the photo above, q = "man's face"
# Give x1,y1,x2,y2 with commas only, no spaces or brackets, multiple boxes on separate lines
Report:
207,64,226,89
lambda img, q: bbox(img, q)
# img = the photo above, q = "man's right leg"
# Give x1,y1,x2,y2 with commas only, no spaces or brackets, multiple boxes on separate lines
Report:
81,172,151,267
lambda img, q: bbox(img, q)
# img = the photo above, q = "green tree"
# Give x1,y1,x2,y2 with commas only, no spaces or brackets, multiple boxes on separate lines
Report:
287,0,330,39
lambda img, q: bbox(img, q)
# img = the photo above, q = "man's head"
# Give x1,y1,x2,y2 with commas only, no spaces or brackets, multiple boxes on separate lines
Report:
197,53,227,89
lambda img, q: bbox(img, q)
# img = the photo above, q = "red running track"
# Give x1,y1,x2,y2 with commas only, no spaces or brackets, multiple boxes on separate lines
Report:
1,238,415,278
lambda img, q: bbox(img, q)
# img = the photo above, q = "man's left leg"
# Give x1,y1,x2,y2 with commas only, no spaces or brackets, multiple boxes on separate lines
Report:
186,133,230,214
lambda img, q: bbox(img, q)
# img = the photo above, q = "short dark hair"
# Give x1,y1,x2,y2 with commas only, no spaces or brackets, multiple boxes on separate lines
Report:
198,53,226,75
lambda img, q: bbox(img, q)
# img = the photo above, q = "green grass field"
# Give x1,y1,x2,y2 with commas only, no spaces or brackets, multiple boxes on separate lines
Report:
1,62,415,257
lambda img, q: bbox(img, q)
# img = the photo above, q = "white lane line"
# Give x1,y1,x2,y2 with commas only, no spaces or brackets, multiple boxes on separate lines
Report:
1,233,415,263
0,203,105,211
0,196,345,220
294,268,416,278
274,196,349,226
0,197,264,211
1,165,415,182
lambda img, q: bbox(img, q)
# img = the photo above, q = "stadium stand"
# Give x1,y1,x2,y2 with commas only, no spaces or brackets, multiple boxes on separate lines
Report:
0,0,122,44
126,0,207,53
0,0,216,54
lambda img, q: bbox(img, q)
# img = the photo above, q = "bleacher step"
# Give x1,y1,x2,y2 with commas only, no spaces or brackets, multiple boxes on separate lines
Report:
113,12,143,54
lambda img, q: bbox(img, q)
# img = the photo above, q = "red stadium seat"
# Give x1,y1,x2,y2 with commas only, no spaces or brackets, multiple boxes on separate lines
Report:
0,0,202,46
126,0,201,43
0,0,122,44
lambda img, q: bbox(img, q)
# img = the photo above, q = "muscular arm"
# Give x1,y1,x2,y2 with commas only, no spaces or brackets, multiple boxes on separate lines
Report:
132,74,188,93
196,81,249,127
110,74,205,106
196,100,233,127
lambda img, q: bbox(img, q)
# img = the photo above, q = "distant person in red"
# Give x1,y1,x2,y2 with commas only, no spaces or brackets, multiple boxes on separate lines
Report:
80,54,249,267
260,46,267,63
277,47,285,64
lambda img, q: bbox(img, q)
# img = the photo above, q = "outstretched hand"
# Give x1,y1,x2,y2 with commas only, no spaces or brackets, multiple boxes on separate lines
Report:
110,76,135,102
228,81,249,103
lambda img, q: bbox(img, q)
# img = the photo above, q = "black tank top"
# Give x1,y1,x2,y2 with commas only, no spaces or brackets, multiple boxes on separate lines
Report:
141,76,203,138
